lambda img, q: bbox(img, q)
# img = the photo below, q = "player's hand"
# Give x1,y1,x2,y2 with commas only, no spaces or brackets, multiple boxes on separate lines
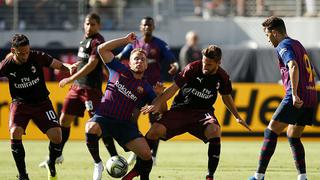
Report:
69,64,77,75
59,77,71,88
292,95,303,108
126,32,137,43
236,118,252,132
141,104,160,115
168,63,178,75
153,82,165,95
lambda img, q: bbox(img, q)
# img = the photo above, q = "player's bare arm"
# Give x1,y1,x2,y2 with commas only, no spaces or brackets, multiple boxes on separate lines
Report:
288,60,303,108
50,59,73,75
59,56,99,88
221,94,252,131
141,82,179,114
98,32,137,64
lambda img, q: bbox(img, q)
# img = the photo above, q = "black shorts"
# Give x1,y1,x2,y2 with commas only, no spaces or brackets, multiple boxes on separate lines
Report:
272,100,315,126
9,100,60,134
89,114,143,151
156,109,220,143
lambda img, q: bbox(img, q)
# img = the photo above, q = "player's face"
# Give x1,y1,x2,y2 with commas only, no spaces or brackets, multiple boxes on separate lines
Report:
140,19,154,36
84,17,100,38
202,56,220,75
129,52,148,74
264,28,278,47
11,45,30,64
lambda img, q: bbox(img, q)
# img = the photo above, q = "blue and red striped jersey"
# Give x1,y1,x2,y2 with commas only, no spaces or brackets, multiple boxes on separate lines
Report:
97,59,156,120
276,37,317,107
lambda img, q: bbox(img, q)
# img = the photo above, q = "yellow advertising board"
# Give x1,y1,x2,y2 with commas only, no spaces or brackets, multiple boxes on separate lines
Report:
0,82,319,140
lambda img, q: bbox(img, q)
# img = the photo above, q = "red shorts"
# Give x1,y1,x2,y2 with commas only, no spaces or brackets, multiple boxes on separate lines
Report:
9,100,60,134
62,85,103,117
157,109,220,142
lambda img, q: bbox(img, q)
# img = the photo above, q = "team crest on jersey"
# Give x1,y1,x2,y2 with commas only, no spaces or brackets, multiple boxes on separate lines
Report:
31,65,36,73
216,82,220,89
137,86,144,94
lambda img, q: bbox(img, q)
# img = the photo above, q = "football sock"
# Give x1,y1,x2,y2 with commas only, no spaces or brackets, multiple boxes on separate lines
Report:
297,173,307,180
11,139,27,177
135,157,153,180
254,173,265,180
257,128,278,173
151,140,160,157
48,141,61,176
60,126,70,154
207,137,221,176
86,133,102,163
288,137,306,174
102,136,118,156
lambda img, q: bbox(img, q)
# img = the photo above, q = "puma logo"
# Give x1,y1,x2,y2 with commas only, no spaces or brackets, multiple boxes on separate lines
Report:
196,77,203,83
9,72,16,77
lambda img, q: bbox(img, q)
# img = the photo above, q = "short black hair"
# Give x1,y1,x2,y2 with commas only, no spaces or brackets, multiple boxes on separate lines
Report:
11,34,29,48
262,16,286,34
142,16,154,22
202,45,222,61
86,13,101,24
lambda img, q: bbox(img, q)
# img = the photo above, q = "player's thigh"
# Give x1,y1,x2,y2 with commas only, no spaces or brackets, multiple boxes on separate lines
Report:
267,120,288,135
9,103,31,137
59,112,76,127
204,123,221,139
287,125,305,138
125,137,151,160
62,88,86,117
86,115,103,136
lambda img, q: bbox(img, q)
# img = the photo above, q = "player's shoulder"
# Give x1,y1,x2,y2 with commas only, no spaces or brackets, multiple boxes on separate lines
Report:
216,66,230,79
1,53,14,65
152,36,167,45
91,33,105,45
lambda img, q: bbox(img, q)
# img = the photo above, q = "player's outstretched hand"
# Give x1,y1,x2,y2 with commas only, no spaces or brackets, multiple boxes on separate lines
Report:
126,32,137,44
153,82,165,95
141,104,160,115
59,77,71,88
168,63,178,75
236,118,252,132
293,95,304,108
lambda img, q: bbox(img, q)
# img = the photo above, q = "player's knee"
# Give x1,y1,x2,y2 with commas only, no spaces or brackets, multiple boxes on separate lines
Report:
138,149,152,160
50,135,62,144
10,126,24,139
85,121,99,134
60,113,73,127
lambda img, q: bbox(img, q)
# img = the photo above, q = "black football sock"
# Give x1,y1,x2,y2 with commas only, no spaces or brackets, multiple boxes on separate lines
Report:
86,133,102,163
102,136,118,156
60,126,70,155
134,157,153,180
11,139,27,177
48,141,62,176
257,128,278,173
207,137,221,177
151,140,160,157
288,137,306,174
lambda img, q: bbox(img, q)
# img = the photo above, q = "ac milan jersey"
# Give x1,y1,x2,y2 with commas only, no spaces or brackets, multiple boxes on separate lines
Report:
97,59,156,121
172,60,232,110
0,51,53,103
276,37,317,107
75,33,104,89
119,36,176,86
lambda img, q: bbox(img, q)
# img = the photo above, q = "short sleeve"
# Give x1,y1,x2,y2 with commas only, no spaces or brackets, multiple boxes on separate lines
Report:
174,63,194,88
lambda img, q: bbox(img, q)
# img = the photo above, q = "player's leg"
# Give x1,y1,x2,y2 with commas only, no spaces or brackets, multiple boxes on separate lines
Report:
204,124,221,180
86,120,104,180
59,112,76,156
126,108,140,165
45,127,62,179
10,126,29,180
287,125,307,180
148,113,160,165
123,137,153,180
248,120,287,180
9,103,30,180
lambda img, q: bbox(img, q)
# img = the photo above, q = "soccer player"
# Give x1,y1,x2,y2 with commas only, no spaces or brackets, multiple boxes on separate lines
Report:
141,45,251,180
248,16,317,180
85,32,166,180
0,34,73,180
117,16,179,165
39,13,118,170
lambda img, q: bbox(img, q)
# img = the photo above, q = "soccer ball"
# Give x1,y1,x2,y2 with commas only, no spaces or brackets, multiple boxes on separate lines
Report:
105,155,128,178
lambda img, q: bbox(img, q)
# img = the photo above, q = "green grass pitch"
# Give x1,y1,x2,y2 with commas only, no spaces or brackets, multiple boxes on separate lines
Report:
0,139,319,179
